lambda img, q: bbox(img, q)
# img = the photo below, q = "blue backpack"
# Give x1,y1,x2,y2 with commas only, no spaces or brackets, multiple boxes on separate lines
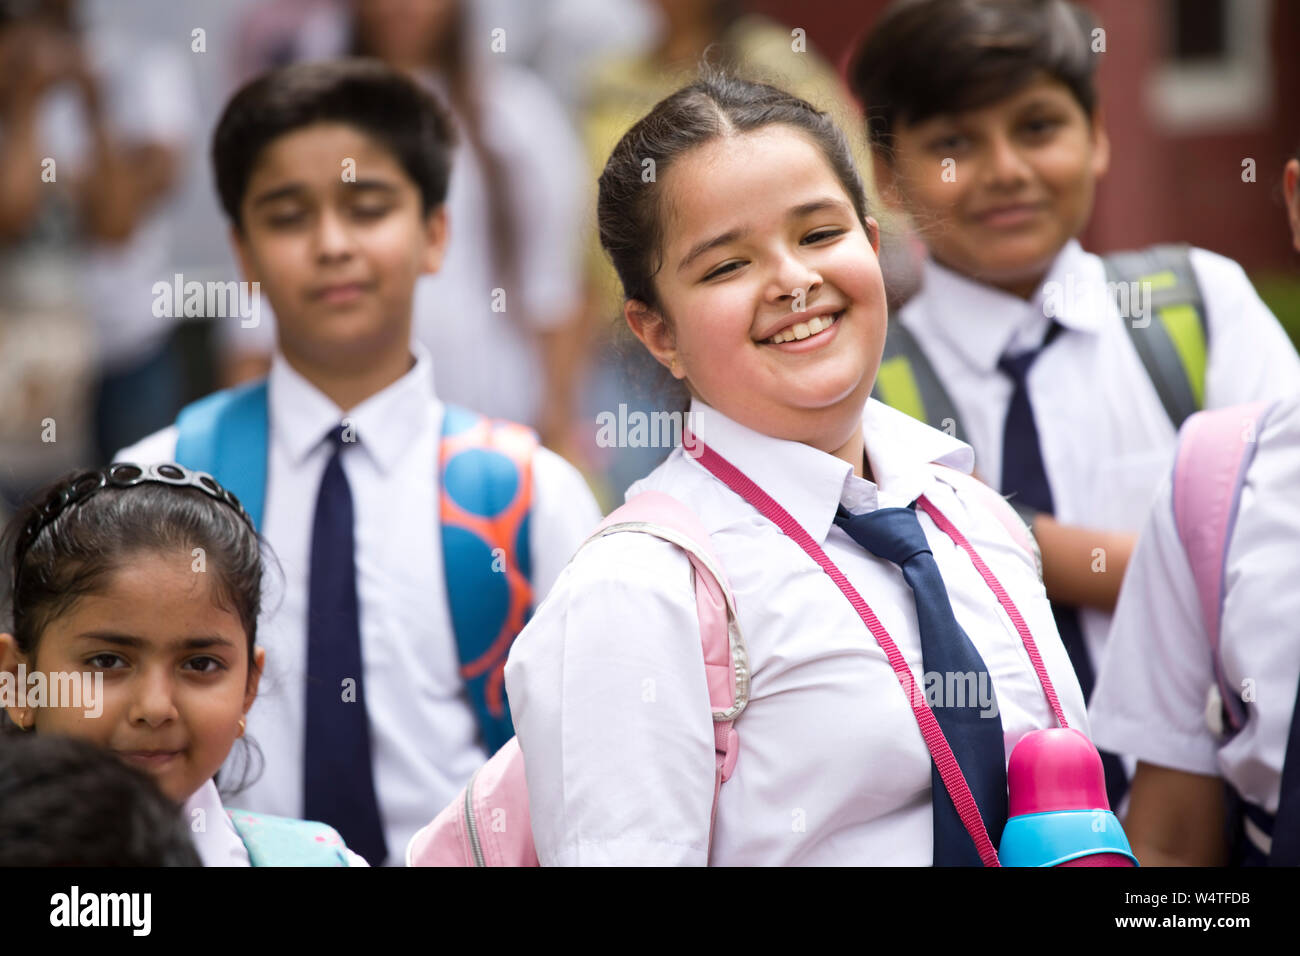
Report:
172,379,536,756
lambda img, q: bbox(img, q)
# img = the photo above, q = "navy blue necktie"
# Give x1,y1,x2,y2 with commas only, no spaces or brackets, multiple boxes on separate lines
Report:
998,323,1128,808
835,504,1008,865
304,424,387,864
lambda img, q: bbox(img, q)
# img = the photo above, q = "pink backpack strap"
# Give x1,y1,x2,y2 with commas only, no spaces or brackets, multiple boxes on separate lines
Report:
1171,400,1275,734
932,464,1042,580
586,491,750,854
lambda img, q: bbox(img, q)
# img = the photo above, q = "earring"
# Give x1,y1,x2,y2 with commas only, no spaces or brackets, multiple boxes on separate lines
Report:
670,355,678,375
12,709,30,731
237,718,246,738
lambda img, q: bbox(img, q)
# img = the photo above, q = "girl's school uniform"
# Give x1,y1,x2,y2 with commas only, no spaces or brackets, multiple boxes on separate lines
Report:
183,779,368,867
1089,393,1300,861
893,240,1300,671
503,398,1089,865
116,342,603,860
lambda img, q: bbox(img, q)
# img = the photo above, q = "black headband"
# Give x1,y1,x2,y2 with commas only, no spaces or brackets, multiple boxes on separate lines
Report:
12,462,256,583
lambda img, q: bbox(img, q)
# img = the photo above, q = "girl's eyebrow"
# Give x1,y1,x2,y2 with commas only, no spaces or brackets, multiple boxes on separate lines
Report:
789,198,853,218
74,632,237,650
678,227,748,274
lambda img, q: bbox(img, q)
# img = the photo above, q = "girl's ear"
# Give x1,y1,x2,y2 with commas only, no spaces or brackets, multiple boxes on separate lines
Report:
864,215,881,255
243,646,266,715
420,205,449,275
625,300,684,379
0,633,30,729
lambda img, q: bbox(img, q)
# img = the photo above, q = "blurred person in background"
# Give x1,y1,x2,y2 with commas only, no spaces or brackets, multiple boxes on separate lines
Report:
0,0,195,502
223,0,588,456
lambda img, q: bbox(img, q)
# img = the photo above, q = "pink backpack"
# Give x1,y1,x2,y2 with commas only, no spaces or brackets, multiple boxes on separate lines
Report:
1169,400,1278,735
406,490,749,866
407,471,1039,866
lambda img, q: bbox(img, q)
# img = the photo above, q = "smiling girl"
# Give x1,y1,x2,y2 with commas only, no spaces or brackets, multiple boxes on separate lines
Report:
502,73,1092,866
1,463,365,866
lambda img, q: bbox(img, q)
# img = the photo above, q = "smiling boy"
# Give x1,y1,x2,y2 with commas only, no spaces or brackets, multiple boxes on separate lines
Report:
849,0,1300,805
116,60,602,864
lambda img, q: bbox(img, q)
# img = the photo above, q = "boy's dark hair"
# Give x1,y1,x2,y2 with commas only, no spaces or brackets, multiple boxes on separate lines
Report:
597,69,870,314
849,0,1099,160
0,734,201,866
212,57,456,228
2,468,262,672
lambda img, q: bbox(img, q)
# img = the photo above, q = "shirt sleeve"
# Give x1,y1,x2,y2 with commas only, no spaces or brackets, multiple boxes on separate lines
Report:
1088,473,1221,775
528,446,603,602
1195,247,1300,408
503,531,717,865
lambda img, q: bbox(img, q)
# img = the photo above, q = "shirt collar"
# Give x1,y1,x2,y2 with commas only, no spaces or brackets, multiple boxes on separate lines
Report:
182,778,250,867
269,341,438,474
915,239,1102,372
684,398,974,544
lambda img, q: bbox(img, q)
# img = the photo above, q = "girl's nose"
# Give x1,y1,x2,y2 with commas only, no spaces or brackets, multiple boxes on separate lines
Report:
765,249,823,306
128,669,180,729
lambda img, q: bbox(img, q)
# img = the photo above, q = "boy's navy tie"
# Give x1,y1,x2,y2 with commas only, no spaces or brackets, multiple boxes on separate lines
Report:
304,424,387,865
998,322,1128,807
834,503,1007,865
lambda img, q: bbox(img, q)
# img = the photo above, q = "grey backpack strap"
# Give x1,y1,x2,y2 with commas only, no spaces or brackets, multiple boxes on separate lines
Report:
1102,243,1209,429
871,317,965,440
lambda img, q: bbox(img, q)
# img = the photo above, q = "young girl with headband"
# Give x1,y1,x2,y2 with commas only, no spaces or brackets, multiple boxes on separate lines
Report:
1,462,365,866
502,73,1095,865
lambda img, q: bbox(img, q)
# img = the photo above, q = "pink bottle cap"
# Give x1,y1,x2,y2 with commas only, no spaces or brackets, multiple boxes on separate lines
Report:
1007,727,1111,817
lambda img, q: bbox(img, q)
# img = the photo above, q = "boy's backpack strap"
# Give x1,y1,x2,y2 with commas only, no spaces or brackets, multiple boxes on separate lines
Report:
226,809,351,867
438,404,537,757
871,319,965,440
1102,243,1208,429
1170,400,1275,735
173,380,271,531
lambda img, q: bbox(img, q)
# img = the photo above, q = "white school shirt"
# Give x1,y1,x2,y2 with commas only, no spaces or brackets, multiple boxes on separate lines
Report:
182,779,369,867
1089,392,1300,817
504,398,1090,865
895,239,1300,669
117,342,603,861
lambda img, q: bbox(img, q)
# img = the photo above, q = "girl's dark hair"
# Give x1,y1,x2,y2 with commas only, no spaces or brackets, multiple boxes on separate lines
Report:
848,0,1100,161
212,58,456,229
3,472,262,669
596,70,870,314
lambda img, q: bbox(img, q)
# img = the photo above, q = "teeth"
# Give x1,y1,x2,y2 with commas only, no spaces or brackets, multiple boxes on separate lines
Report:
765,312,839,344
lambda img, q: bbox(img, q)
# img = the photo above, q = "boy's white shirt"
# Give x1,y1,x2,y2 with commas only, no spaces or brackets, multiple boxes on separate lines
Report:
895,239,1300,669
117,341,602,862
183,779,369,866
1090,392,1300,816
504,397,1090,866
